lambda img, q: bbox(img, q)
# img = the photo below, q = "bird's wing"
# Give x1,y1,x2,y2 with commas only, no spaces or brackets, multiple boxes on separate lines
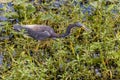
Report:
29,31,51,40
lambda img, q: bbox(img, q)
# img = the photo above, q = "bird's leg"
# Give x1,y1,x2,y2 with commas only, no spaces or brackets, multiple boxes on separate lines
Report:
34,41,41,52
34,40,48,52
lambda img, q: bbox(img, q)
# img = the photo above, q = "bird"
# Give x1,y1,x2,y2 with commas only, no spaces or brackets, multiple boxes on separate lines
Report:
13,22,90,40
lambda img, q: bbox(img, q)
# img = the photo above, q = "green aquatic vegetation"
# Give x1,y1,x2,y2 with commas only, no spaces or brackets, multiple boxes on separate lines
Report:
0,0,120,80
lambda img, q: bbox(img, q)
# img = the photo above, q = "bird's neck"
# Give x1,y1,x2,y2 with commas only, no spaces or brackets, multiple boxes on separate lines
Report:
60,24,76,37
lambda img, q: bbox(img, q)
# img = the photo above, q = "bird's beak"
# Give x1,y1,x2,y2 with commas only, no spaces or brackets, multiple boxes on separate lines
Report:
81,25,91,32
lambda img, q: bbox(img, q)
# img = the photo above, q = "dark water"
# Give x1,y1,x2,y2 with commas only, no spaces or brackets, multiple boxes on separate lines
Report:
0,1,94,22
0,3,3,8
0,16,8,21
0,54,3,67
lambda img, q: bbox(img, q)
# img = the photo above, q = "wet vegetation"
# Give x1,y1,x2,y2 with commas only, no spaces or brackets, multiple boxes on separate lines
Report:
0,0,120,80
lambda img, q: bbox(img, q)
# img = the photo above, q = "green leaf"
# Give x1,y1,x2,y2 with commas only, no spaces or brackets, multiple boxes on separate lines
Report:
26,4,36,15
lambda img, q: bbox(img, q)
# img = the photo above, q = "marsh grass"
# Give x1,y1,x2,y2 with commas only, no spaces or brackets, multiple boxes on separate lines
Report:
0,0,120,80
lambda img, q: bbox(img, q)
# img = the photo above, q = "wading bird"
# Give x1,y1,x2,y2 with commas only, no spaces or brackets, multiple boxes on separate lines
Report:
13,22,90,40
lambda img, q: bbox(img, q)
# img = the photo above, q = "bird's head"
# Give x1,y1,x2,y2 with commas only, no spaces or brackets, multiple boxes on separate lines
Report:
74,22,91,31
13,24,23,32
74,22,84,27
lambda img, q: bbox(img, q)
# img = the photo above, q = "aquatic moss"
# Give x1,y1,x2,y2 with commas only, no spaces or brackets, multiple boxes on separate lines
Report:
0,0,120,80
